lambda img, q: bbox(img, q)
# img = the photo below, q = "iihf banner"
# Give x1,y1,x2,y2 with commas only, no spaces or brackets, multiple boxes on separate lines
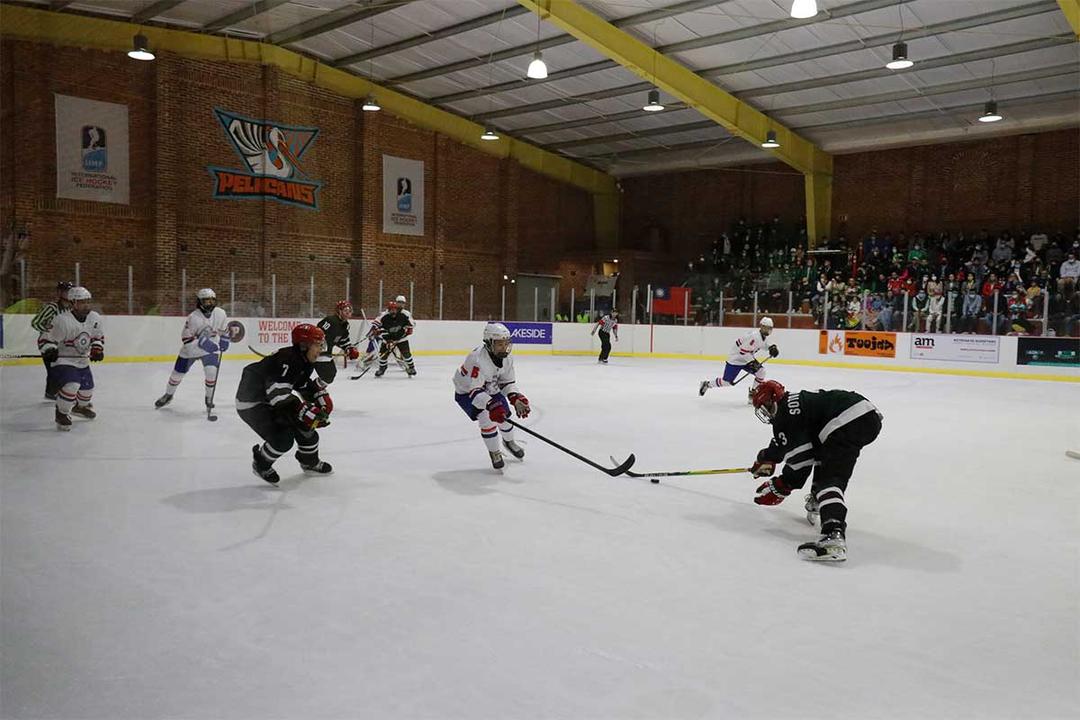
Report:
502,322,552,345
382,155,424,236
54,94,130,204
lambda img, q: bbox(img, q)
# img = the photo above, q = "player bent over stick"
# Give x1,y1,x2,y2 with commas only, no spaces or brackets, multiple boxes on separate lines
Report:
155,288,229,410
235,324,334,484
40,286,104,430
700,317,779,403
749,380,882,562
453,323,530,470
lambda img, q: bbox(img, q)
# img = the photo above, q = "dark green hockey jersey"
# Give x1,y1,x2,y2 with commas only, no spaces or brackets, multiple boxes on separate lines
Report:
759,389,880,469
316,314,355,357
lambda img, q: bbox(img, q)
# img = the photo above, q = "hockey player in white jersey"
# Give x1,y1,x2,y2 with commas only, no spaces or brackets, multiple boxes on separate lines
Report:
452,323,530,470
39,286,104,430
699,316,779,402
155,288,230,410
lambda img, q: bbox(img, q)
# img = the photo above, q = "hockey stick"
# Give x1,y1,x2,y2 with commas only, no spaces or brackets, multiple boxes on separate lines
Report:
0,353,41,359
206,347,223,422
248,344,269,358
611,457,750,483
506,419,635,477
731,356,771,386
1067,450,1080,461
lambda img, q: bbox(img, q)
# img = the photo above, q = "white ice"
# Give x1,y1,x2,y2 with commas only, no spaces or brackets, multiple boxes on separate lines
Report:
1,355,1078,720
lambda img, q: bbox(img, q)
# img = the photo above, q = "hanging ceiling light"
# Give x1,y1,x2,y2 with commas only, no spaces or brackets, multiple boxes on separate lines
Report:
480,126,500,141
642,89,664,112
886,42,913,70
761,130,780,148
127,34,155,61
361,95,381,112
526,51,548,80
978,101,1003,123
790,0,818,19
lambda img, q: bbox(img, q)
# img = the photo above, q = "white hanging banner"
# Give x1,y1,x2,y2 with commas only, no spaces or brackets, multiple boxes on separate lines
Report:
382,154,424,236
54,94,130,204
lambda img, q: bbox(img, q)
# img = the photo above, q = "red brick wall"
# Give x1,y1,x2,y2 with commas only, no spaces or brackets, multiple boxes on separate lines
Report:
833,129,1080,238
0,39,597,319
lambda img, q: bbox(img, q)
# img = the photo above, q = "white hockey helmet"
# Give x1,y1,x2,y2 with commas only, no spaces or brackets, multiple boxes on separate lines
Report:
483,322,513,358
67,286,92,302
197,288,216,300
395,295,407,305
759,316,774,336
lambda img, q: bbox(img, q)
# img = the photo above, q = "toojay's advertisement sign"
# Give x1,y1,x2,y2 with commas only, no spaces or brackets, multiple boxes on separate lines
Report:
502,322,552,345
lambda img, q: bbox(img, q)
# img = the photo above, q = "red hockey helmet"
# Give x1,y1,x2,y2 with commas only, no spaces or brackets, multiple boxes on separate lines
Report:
751,380,786,424
335,300,353,316
291,323,325,348
386,301,399,312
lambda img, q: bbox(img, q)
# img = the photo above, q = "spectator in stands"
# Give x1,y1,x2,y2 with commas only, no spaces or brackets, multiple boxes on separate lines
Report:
1006,288,1031,334
926,283,946,333
910,289,930,331
878,286,903,331
1059,251,1080,292
991,237,1013,264
958,284,982,334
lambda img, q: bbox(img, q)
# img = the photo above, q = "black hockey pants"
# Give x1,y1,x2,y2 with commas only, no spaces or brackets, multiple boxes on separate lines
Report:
238,405,320,467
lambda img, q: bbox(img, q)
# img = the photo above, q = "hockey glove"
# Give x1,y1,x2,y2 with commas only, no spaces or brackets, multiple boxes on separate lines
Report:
751,459,776,478
508,392,530,418
42,347,59,364
754,476,791,506
745,359,763,374
197,336,219,355
89,345,104,363
298,402,330,430
486,396,510,425
768,345,779,358
218,336,230,353
347,346,360,361
312,385,334,416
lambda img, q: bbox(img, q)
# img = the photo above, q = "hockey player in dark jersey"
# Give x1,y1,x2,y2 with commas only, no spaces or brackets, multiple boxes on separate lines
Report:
749,380,882,562
370,300,416,377
235,323,334,484
314,300,359,384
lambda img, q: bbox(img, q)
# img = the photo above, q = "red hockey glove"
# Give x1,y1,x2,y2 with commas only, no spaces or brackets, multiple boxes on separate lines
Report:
89,345,104,362
754,477,791,506
486,397,509,425
347,347,360,361
298,403,330,430
751,459,776,478
508,392,530,418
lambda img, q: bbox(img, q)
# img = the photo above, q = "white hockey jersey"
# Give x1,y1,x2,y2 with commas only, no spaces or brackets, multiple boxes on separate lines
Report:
178,307,229,358
727,329,776,367
40,310,104,369
452,345,520,410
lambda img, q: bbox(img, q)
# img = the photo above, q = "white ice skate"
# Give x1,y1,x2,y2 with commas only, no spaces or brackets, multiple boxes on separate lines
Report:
797,530,846,562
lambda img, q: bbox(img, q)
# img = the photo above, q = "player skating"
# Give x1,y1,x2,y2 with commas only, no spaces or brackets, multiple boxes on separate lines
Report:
315,300,359,384
235,324,333,484
699,317,779,403
155,288,229,410
749,380,883,562
31,280,73,399
39,286,104,430
591,309,619,363
369,298,416,377
452,323,530,470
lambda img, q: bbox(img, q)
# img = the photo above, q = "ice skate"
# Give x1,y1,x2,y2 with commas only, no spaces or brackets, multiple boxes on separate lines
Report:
489,450,505,470
55,408,72,431
299,458,333,475
251,445,280,485
502,439,525,460
374,365,387,378
155,393,173,409
797,529,846,562
699,380,710,396
747,386,756,405
71,403,97,420
205,398,214,411
804,493,820,526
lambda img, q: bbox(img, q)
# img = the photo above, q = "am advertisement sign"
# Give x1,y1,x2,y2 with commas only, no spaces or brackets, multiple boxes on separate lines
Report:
502,322,552,345
910,335,1000,364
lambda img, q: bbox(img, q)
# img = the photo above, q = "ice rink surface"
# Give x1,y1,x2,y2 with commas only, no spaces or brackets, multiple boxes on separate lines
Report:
2,353,1078,720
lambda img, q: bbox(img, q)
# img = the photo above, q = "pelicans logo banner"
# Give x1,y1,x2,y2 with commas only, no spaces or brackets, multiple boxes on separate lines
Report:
209,109,322,210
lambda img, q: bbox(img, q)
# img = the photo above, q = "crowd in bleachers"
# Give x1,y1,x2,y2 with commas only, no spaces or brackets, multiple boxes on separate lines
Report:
680,218,1080,336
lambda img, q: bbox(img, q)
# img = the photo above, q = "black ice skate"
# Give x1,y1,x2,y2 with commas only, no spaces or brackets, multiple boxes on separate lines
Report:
747,386,755,405
55,408,72,431
251,444,280,485
71,404,97,420
374,366,387,378
406,366,417,377
502,439,525,460
299,458,333,475
699,381,710,396
804,493,820,526
489,450,505,470
45,392,57,401
155,394,173,409
797,529,846,562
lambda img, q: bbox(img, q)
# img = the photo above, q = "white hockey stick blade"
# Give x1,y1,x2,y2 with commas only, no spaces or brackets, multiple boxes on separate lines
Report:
1067,450,1080,461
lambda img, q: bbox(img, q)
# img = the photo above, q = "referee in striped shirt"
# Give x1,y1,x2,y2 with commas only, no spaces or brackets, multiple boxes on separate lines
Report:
31,281,73,399
591,308,619,364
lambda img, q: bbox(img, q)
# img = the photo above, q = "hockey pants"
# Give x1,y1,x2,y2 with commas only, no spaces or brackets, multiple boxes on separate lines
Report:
455,392,517,453
165,354,219,401
238,405,321,468
379,340,415,373
52,365,94,415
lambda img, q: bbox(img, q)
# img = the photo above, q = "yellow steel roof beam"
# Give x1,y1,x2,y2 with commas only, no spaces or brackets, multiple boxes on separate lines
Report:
1057,0,1080,38
0,4,616,196
516,0,833,177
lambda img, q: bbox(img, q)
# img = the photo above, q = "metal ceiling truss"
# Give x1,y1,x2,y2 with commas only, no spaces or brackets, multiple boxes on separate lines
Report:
267,0,412,46
203,0,292,34
384,0,727,86
471,1,1061,124
131,0,190,24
